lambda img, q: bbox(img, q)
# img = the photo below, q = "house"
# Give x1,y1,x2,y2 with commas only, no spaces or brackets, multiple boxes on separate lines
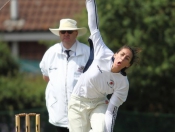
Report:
0,0,85,73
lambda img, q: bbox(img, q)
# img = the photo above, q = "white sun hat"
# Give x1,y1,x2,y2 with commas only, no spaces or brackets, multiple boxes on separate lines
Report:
49,18,87,37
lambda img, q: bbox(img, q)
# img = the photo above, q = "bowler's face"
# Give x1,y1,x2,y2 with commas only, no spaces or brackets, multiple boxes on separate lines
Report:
112,48,133,72
59,30,78,46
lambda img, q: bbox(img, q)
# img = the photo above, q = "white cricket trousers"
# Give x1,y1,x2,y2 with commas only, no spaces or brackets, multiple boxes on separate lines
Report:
68,95,108,132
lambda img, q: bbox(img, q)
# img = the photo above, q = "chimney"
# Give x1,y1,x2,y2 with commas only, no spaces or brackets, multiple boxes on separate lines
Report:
10,0,18,20
10,0,19,59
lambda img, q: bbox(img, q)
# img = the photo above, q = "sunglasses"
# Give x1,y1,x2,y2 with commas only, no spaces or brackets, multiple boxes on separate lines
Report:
60,30,74,34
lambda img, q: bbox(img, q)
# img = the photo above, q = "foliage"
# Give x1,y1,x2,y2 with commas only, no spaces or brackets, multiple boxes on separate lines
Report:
0,42,46,111
0,74,46,111
0,42,19,76
78,0,175,113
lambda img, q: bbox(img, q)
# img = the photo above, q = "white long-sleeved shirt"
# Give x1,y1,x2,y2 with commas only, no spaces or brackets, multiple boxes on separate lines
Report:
40,40,89,127
72,0,129,108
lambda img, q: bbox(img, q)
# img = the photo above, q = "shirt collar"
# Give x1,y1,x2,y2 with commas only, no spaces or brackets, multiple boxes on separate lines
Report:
61,41,77,54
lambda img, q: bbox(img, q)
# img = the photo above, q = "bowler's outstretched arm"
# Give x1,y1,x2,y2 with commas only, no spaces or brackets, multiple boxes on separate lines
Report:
86,0,118,132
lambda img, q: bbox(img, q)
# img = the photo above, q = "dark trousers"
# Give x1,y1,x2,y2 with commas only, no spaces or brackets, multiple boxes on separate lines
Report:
56,126,69,132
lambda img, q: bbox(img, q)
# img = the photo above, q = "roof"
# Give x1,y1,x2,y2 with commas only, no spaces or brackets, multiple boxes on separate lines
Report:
0,0,85,32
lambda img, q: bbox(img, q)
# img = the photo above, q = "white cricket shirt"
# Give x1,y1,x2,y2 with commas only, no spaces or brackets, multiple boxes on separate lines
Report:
40,40,90,127
72,30,129,107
